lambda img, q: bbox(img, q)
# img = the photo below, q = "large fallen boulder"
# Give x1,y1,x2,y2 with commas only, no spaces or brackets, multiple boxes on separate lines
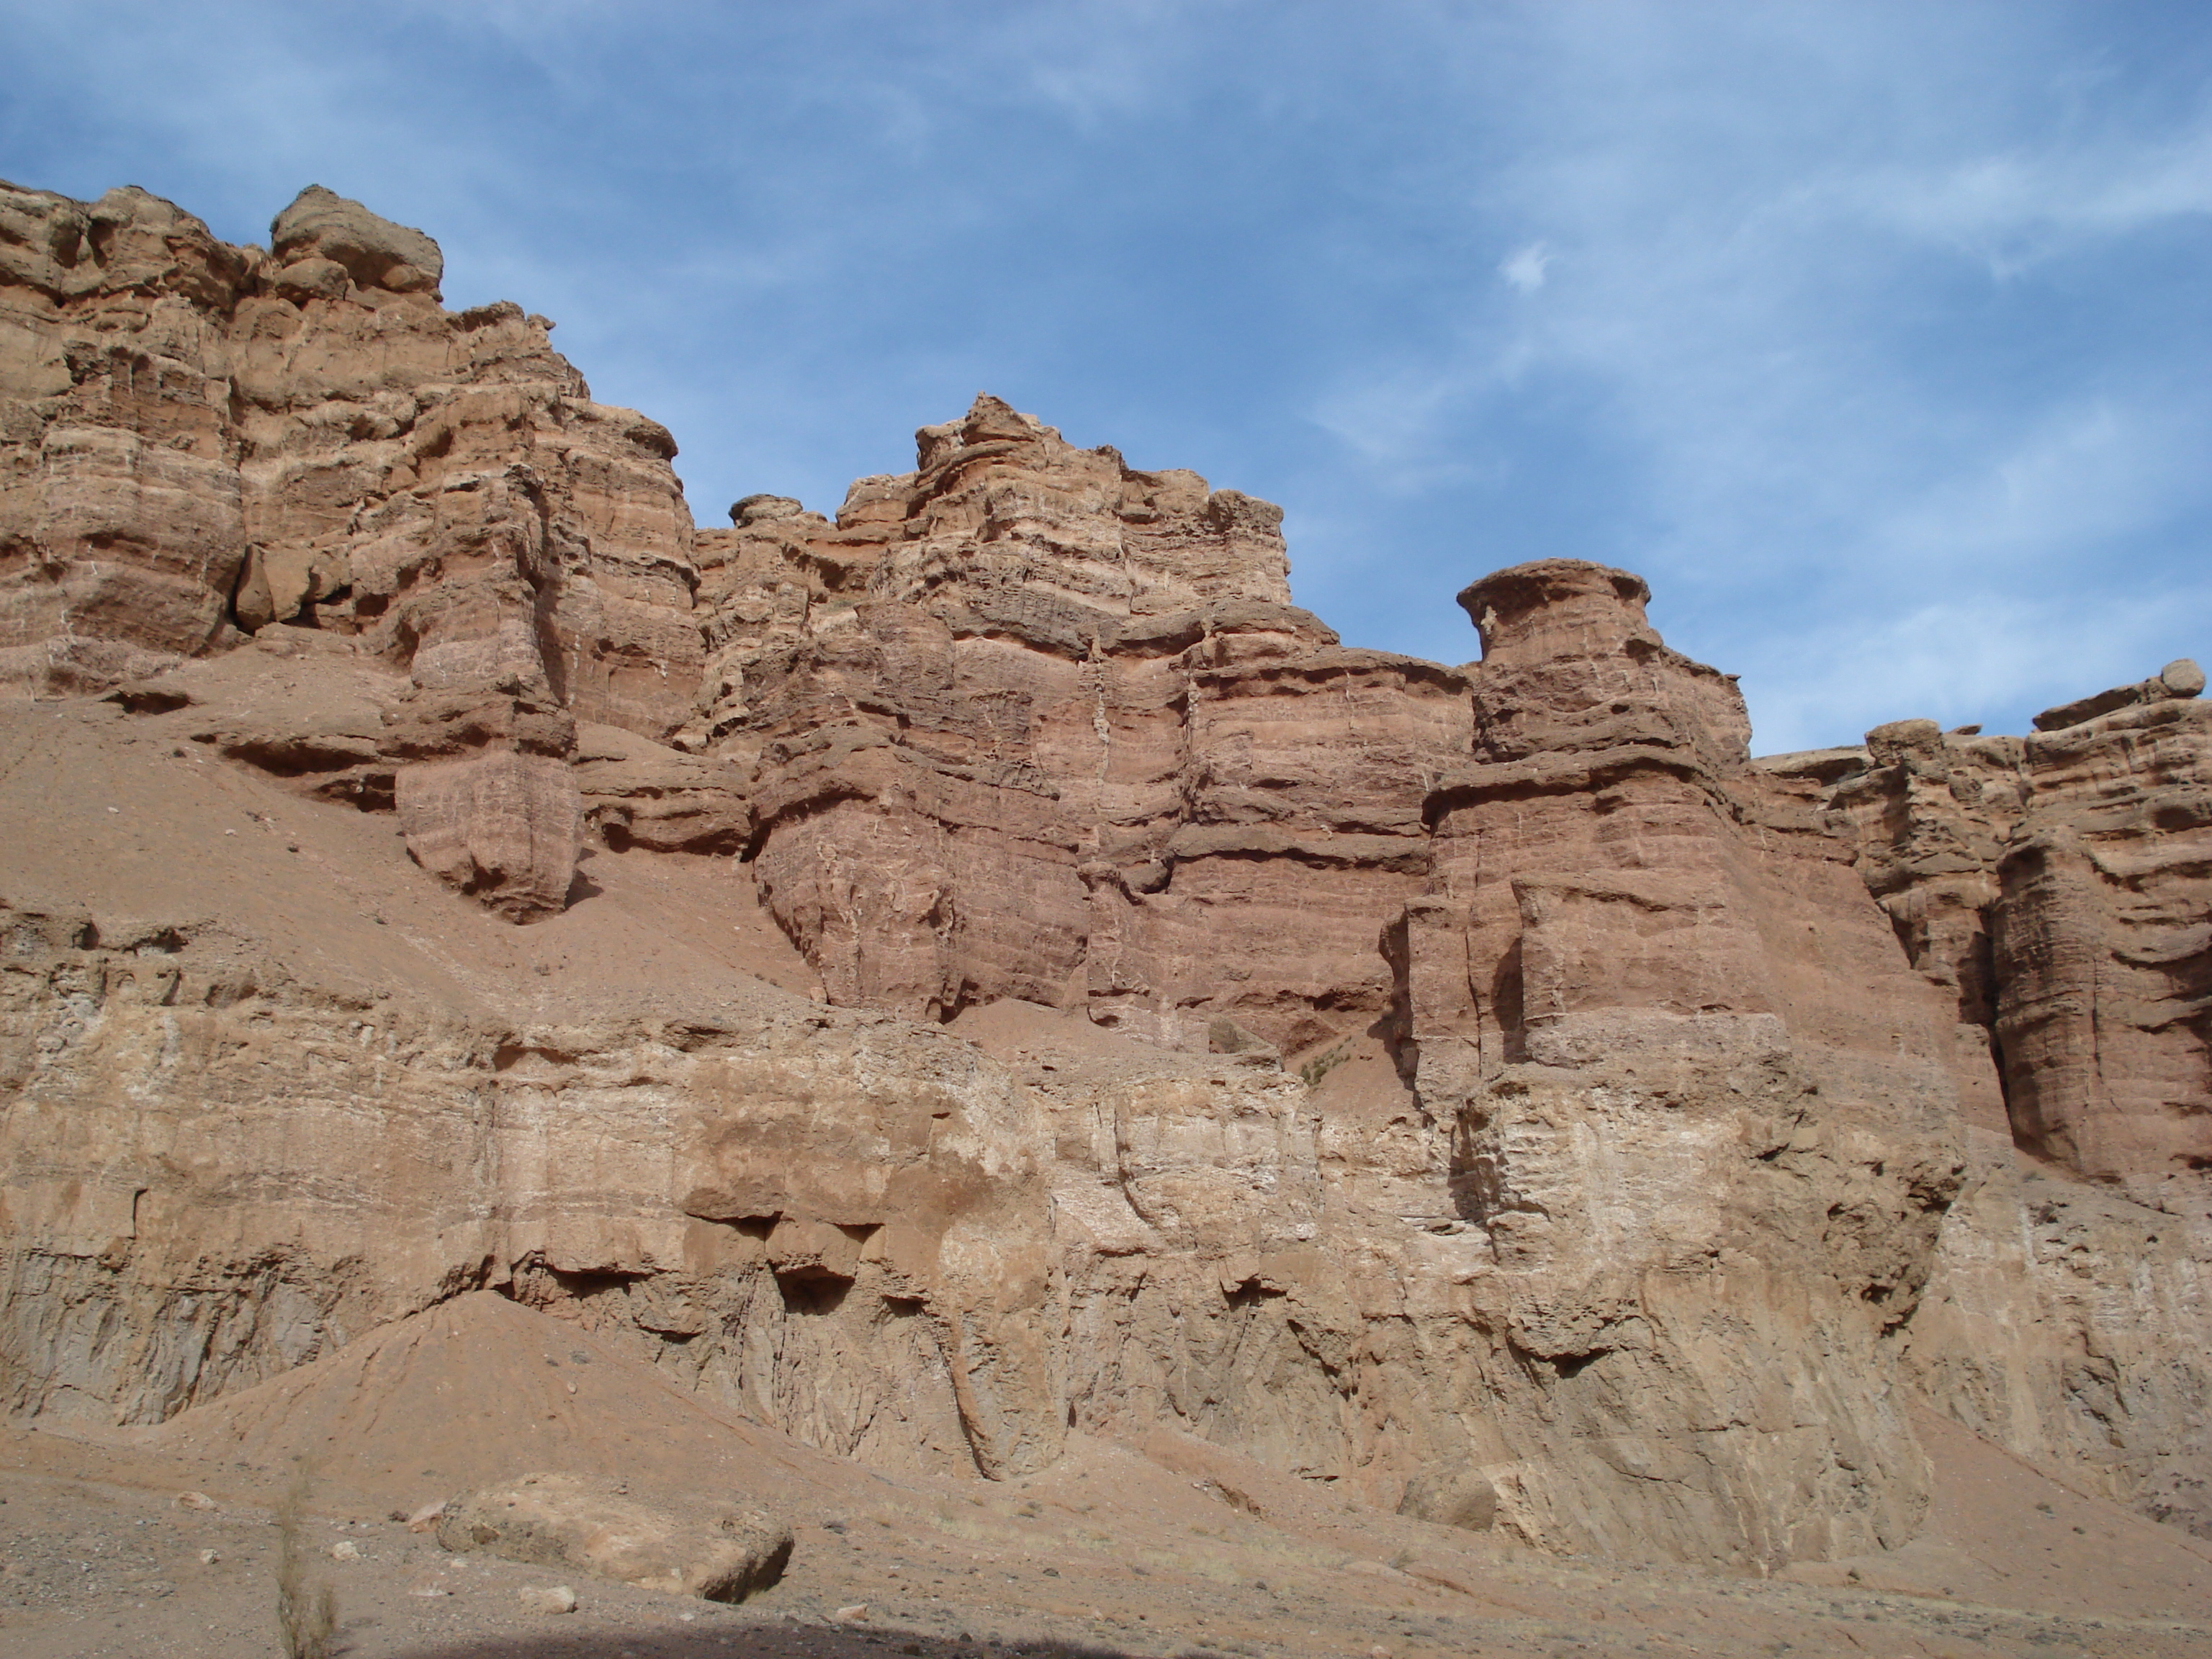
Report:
437,1472,792,1602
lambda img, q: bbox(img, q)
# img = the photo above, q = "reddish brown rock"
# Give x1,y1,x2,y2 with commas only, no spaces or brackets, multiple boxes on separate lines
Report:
1817,673,2210,1185
0,179,707,920
384,687,581,920
573,721,749,853
1779,659,2211,1533
688,526,1973,1558
704,394,1461,1048
2031,657,2203,732
3,178,2206,1573
269,184,444,297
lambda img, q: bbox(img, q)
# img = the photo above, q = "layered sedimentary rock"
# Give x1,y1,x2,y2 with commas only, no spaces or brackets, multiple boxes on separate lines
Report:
1755,661,2212,1534
697,392,1434,1046
0,762,1059,1482
0,178,702,917
1902,1153,2212,1537
1798,668,2210,1187
3,180,2208,1570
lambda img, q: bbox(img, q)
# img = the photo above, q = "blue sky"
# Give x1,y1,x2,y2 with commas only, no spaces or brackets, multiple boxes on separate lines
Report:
5,1,2208,752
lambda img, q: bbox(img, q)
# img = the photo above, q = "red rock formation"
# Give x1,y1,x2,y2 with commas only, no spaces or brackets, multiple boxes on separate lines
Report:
1810,670,2209,1185
383,686,582,922
695,508,1972,1557
1776,662,2211,1532
3,179,2208,1565
704,394,1465,1048
1,179,702,918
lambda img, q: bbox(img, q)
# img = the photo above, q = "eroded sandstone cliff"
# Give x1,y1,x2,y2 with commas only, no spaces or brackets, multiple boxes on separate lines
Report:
0,178,700,917
1761,662,2212,1535
1,181,2206,1567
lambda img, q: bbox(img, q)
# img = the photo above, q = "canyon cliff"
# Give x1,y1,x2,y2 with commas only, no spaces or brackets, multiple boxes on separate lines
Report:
1,181,2206,1568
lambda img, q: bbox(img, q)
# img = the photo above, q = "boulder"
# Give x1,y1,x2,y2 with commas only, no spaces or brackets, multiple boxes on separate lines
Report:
730,493,806,526
573,721,750,853
1398,1467,1498,1532
233,545,349,633
270,184,443,294
2031,657,2205,732
437,1473,791,1602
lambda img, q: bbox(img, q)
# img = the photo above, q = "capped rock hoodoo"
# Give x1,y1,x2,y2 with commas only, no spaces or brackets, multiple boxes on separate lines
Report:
1,181,2207,1570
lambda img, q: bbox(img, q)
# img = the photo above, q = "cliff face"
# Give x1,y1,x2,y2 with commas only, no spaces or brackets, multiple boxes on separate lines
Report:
701,393,1454,1048
0,178,701,919
1761,667,2212,1534
1,181,2207,1563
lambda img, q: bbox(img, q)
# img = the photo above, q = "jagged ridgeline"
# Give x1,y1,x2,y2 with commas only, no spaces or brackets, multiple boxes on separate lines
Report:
1,180,2206,1566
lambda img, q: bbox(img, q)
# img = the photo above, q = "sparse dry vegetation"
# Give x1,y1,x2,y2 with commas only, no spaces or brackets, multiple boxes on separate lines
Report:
1298,1040,1354,1089
274,1462,338,1659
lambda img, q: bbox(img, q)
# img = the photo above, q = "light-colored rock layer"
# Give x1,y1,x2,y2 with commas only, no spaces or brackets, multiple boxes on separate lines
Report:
439,1472,792,1601
0,179,2205,1569
1902,1130,2212,1537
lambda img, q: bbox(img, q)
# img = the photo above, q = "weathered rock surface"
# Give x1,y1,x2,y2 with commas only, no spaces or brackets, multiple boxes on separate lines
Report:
1,179,704,920
1,179,2206,1576
1901,1138,2212,1537
1781,662,2212,1535
439,1472,791,1601
385,687,583,920
2031,657,2203,732
1815,676,2211,1185
270,184,444,297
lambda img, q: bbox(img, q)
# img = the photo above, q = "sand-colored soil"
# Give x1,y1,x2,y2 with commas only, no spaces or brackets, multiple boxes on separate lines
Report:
4,1291,2208,1659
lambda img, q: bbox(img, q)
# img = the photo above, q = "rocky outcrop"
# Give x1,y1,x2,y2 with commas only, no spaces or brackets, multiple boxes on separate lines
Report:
1,179,2206,1574
1388,560,1965,1561
1809,662,2208,1186
0,179,703,920
2033,657,2206,733
269,184,444,298
1902,1149,2212,1537
0,523,1976,1570
439,1473,792,1601
1774,659,2212,1534
703,392,1467,1048
384,686,582,921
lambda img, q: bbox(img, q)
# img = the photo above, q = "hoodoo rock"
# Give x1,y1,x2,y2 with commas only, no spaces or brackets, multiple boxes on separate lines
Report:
269,184,444,297
1,180,2207,1573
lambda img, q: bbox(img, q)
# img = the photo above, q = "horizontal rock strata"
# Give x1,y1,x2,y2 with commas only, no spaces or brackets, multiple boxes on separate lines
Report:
1,180,2206,1575
1762,659,2212,1532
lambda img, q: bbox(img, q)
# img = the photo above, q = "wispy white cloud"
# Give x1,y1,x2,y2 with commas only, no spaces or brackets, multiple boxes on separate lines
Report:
1851,125,2212,274
3,0,2204,749
1499,241,1552,292
1284,3,2212,742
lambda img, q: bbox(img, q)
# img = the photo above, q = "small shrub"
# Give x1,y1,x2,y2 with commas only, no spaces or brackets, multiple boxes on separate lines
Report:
274,1463,338,1659
1299,1040,1354,1089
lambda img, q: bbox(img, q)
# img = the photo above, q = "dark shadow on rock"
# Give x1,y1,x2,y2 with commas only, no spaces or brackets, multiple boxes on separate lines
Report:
565,852,605,907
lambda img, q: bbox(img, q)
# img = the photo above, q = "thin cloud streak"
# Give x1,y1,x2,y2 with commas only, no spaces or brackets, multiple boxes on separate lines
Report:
1,1,2205,750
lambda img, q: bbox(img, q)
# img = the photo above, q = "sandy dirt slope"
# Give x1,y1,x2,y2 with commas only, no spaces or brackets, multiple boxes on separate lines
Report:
3,1291,2208,1659
0,694,820,1028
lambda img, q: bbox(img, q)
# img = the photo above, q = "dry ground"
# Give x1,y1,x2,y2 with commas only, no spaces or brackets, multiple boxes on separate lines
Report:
4,1301,2209,1659
5,679,2212,1658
